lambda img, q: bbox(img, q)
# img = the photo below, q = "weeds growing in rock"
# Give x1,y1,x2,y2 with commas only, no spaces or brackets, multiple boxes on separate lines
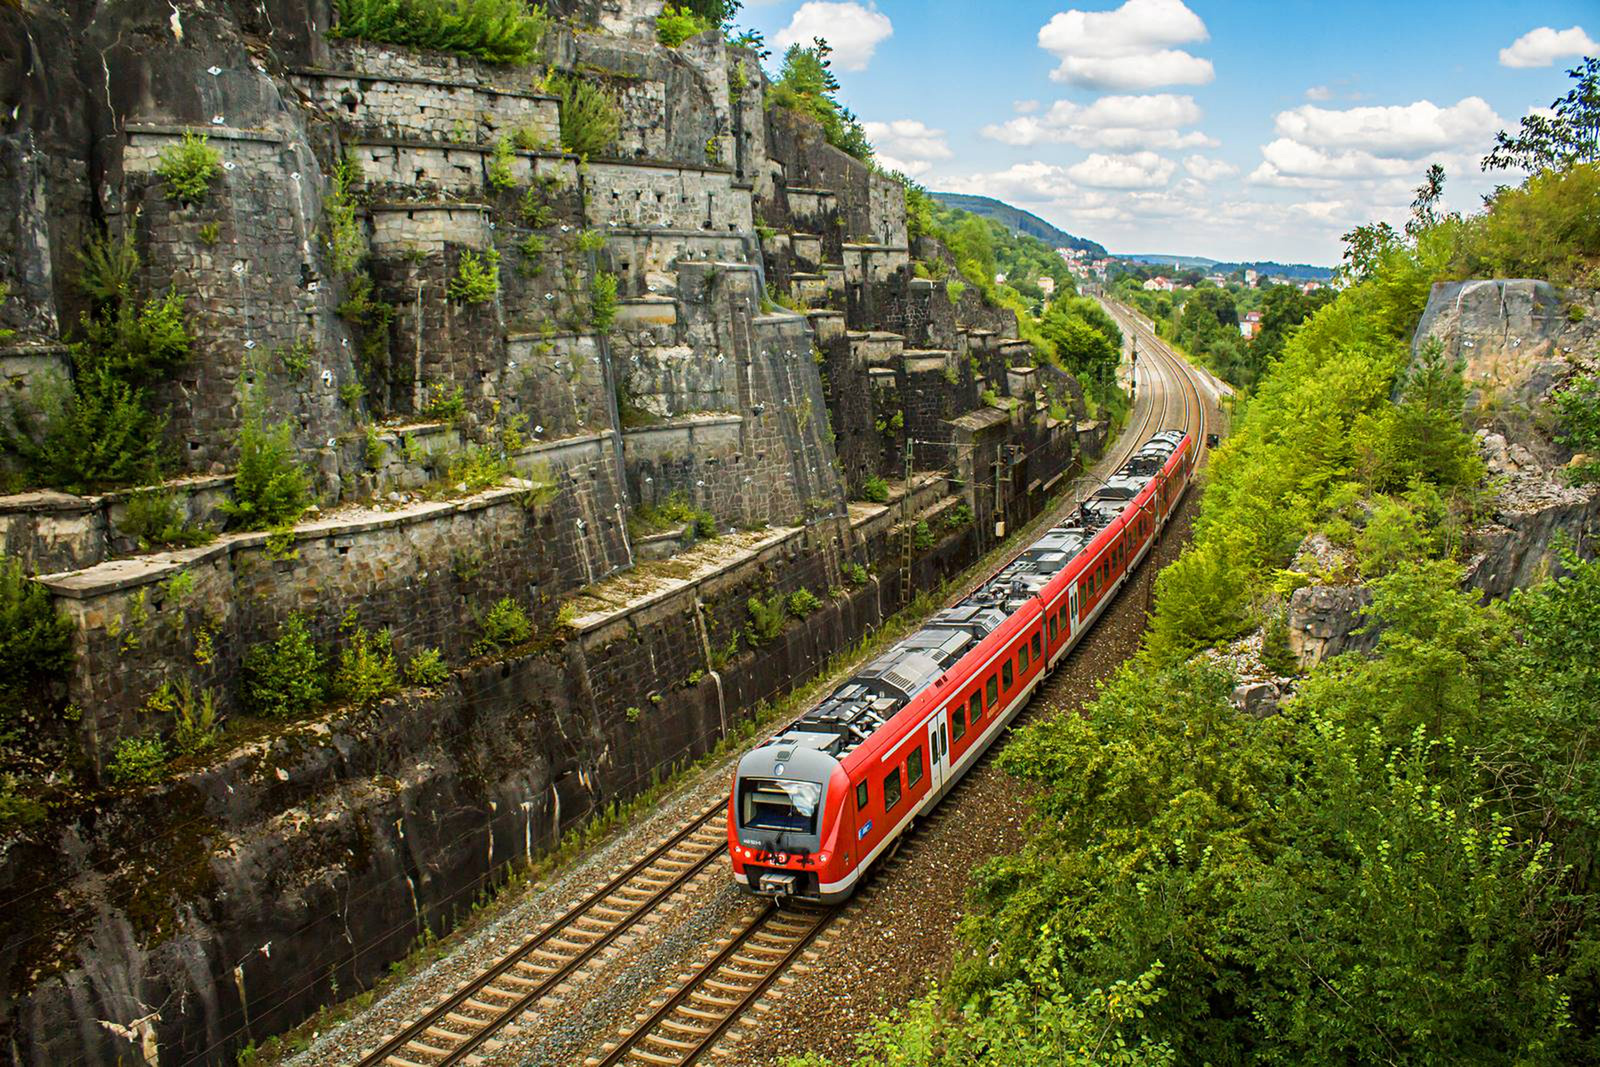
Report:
449,248,500,304
590,271,618,332
746,593,787,645
243,613,325,718
421,382,466,423
1554,370,1600,484
551,74,620,158
487,137,517,190
473,596,532,655
222,417,311,530
845,562,869,586
108,735,167,786
656,4,711,47
151,679,222,755
330,0,550,64
325,155,365,274
332,618,399,709
156,131,222,204
404,646,450,687
122,490,216,549
858,475,890,504
787,588,821,618
0,557,73,731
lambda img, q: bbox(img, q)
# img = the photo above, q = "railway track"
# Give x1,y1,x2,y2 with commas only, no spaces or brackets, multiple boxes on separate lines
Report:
354,804,729,1067
352,328,1212,1067
586,905,832,1066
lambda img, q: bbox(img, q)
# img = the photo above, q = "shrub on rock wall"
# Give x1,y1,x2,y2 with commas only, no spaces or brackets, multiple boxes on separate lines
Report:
2,233,191,493
155,131,222,205
858,475,890,503
332,619,400,709
0,557,73,731
1554,370,1600,484
448,248,501,304
404,646,451,687
221,417,311,530
107,735,168,786
472,596,533,655
656,4,711,47
330,0,551,64
550,74,620,158
590,271,619,332
243,613,326,718
122,490,216,549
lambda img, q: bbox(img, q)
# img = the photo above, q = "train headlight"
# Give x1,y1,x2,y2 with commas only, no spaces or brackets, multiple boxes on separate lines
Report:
816,852,829,863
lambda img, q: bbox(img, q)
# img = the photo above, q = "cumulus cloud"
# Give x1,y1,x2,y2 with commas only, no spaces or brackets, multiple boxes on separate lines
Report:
861,119,952,161
773,2,893,71
1037,0,1213,89
1499,25,1598,68
1066,151,1176,189
1183,155,1237,181
1013,99,1041,115
939,161,1080,204
981,93,1214,150
1273,97,1504,156
1305,85,1335,101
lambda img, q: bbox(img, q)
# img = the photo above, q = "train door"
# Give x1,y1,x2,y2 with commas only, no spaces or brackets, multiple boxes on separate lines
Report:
1068,586,1080,637
928,711,948,794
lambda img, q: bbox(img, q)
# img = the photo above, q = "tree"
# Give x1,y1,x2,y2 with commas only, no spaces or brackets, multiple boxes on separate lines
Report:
1484,56,1599,172
1040,300,1119,383
767,38,873,163
1337,221,1400,284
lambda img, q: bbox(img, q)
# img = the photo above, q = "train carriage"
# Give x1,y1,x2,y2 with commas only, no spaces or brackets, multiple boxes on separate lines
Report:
730,430,1195,904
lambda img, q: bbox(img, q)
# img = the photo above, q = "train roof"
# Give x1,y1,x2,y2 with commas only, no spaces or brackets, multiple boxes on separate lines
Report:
746,430,1186,768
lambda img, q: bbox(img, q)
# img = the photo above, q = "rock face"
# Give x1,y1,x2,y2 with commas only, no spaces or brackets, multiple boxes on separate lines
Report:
1287,584,1376,668
1413,281,1600,599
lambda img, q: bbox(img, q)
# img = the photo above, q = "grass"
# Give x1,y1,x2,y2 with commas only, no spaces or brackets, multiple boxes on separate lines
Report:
329,0,551,64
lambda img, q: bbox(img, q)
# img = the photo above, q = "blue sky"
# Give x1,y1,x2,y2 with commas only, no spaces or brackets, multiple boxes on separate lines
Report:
737,0,1596,265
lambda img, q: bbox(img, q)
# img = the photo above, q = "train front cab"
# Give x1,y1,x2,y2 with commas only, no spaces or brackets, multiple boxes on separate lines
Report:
729,744,854,904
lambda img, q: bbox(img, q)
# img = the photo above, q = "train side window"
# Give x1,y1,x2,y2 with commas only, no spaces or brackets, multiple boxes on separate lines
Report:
1018,644,1030,672
883,768,902,810
1002,661,1014,690
856,781,869,810
969,692,982,723
986,676,998,707
1031,633,1042,659
951,707,966,742
907,747,924,787
1048,616,1058,642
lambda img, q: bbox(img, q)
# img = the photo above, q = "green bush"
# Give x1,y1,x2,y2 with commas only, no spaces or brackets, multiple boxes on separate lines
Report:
448,248,500,304
122,490,216,549
332,622,399,709
421,381,467,423
745,594,785,644
487,137,516,190
473,596,532,655
786,588,822,618
243,613,325,718
766,40,873,162
222,418,311,530
325,155,365,275
1448,162,1600,288
859,475,890,504
154,679,222,755
845,561,869,586
551,75,620,158
330,0,550,64
156,132,222,204
404,646,451,687
3,236,192,492
0,557,74,725
443,444,510,492
590,271,618,332
656,4,710,46
1553,370,1600,483
108,735,168,786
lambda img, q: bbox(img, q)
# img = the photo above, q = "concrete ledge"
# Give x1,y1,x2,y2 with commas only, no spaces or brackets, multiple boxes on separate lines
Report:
289,66,558,102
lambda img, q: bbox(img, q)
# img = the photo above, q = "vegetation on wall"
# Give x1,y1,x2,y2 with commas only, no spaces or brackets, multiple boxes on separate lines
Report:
156,132,222,204
551,74,620,158
767,39,873,162
2,232,191,493
221,417,312,531
329,0,550,64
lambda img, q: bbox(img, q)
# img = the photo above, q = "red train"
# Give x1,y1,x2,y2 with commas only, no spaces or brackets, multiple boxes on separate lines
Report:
729,429,1196,903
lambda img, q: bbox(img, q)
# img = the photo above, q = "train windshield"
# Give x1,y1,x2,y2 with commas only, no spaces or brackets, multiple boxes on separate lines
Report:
738,778,822,834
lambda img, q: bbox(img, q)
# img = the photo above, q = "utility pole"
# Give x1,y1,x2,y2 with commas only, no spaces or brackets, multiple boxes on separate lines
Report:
992,449,1005,540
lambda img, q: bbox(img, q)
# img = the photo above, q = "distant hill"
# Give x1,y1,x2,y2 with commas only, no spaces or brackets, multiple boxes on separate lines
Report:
1119,253,1333,281
930,192,1107,258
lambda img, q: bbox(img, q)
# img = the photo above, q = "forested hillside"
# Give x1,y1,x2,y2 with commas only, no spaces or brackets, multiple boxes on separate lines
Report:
795,57,1600,1067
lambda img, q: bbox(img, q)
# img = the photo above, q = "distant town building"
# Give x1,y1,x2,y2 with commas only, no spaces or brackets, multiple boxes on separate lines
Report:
1038,276,1057,296
1206,273,1227,287
1240,310,1263,340
1143,276,1175,292
1244,269,1259,287
1302,280,1322,294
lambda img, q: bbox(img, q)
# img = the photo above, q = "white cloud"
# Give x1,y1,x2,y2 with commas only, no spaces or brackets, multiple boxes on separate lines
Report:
981,92,1214,149
1183,155,1237,181
1038,0,1213,89
1499,25,1597,68
1013,99,1041,115
939,161,1080,204
1305,85,1335,101
1273,97,1504,156
875,153,930,177
861,119,952,161
1066,150,1176,189
773,2,893,71
1253,138,1421,181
